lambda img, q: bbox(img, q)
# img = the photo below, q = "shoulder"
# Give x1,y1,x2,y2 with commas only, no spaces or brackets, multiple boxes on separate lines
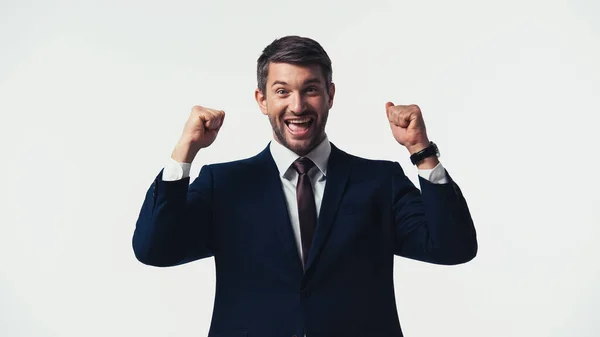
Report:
203,155,260,174
200,146,271,177
332,143,403,174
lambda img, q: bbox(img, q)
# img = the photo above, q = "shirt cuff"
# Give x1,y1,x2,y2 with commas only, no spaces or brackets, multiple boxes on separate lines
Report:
417,162,449,184
162,158,191,181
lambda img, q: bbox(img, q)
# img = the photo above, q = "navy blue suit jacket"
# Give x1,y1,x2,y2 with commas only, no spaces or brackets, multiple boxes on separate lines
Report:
133,143,477,337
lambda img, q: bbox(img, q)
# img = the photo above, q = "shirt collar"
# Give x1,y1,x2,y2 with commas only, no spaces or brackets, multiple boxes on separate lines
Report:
269,134,331,178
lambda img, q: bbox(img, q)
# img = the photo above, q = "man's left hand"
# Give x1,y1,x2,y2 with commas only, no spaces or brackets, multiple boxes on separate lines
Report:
385,102,431,155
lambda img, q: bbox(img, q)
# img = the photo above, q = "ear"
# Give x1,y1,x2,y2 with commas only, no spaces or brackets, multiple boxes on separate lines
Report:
255,88,268,115
327,82,336,109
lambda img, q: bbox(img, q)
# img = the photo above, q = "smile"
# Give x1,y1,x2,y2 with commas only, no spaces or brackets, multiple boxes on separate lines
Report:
285,117,314,136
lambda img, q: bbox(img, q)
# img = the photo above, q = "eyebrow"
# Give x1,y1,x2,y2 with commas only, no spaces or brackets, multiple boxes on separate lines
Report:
271,78,323,87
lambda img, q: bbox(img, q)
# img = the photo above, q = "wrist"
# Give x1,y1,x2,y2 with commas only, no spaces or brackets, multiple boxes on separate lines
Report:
171,140,199,164
415,156,439,169
409,141,440,168
407,141,430,155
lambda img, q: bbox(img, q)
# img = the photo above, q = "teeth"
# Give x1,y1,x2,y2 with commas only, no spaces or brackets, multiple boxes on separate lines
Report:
287,118,311,124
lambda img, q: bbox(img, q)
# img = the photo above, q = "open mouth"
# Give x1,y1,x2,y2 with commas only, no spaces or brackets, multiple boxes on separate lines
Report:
285,117,314,136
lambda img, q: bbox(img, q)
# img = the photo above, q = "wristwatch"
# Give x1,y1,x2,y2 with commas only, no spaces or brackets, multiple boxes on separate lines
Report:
410,141,439,165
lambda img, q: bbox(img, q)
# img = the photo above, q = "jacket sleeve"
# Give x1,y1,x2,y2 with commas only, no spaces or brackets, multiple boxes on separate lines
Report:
132,164,215,267
391,162,478,265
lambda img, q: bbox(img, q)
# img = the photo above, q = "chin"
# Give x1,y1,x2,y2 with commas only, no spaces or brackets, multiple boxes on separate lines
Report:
271,117,324,155
284,135,322,156
287,142,312,156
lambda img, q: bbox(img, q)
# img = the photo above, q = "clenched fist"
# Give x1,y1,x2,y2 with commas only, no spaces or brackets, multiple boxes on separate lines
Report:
171,105,225,163
385,102,430,155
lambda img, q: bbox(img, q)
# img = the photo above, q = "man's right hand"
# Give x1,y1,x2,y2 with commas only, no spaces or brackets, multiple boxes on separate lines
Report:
171,105,225,163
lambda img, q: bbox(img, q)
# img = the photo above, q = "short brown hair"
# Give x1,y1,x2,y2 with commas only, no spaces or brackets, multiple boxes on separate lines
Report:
257,35,333,94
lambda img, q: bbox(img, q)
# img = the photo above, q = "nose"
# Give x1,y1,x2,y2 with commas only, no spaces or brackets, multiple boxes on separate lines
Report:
289,92,306,114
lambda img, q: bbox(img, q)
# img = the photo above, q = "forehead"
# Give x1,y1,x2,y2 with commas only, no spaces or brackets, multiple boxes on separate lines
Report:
267,62,325,84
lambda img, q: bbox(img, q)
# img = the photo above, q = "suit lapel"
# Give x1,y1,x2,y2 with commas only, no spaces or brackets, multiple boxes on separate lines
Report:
305,143,351,272
254,145,305,277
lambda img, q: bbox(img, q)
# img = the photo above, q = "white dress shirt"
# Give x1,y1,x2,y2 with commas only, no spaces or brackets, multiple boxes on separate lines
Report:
161,136,449,266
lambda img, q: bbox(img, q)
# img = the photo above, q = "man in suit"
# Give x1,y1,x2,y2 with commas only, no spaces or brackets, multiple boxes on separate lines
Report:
133,35,477,337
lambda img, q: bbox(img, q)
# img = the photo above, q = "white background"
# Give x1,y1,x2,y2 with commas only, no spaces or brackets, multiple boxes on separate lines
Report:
1,0,599,336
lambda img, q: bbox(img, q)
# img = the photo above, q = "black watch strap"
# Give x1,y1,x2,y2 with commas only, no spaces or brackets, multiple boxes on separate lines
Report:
410,141,439,165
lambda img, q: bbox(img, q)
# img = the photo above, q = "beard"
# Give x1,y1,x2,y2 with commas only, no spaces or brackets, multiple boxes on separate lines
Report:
269,110,328,156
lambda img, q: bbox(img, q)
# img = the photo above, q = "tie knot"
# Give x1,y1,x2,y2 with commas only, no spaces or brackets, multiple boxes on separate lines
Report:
292,157,315,175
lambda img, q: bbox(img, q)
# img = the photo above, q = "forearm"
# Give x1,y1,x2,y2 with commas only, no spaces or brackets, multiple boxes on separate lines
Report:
133,167,214,267
417,175,477,264
133,174,188,266
393,164,477,265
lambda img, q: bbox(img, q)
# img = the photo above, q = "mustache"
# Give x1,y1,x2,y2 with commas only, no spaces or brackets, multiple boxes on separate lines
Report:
281,111,317,119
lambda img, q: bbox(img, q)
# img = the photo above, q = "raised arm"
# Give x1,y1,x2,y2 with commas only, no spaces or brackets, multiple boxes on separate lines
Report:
133,165,217,266
132,105,226,267
391,163,477,265
384,102,477,265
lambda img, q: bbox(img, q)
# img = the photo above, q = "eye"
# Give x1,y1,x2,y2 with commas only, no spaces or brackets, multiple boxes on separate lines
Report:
305,86,319,93
276,89,288,95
